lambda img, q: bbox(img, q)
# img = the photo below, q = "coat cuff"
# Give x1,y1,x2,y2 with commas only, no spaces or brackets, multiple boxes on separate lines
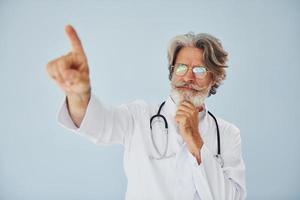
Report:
188,144,223,169
187,144,221,200
56,94,103,135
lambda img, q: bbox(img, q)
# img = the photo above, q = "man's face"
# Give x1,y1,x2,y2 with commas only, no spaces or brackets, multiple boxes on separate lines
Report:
170,47,215,108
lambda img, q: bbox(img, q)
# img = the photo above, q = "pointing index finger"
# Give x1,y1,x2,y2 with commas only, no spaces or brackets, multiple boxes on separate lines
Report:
65,24,85,54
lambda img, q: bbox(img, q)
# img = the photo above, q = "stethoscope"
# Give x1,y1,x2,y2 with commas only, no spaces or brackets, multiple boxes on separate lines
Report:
149,100,224,168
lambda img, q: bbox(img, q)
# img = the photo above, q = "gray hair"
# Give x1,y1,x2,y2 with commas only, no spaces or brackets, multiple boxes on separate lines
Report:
167,32,229,96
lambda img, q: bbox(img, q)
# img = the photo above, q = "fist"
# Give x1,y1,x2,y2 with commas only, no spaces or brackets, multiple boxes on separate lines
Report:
175,101,204,161
175,101,202,136
46,25,91,96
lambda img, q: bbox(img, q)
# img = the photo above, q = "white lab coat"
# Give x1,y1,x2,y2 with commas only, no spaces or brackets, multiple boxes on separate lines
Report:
57,94,246,200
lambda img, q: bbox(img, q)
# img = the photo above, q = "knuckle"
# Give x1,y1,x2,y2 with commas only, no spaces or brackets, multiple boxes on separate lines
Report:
57,58,65,66
46,61,54,72
66,52,73,56
46,62,51,69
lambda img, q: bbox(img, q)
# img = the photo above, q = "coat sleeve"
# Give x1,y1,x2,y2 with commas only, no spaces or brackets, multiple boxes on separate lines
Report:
56,93,135,146
187,125,246,200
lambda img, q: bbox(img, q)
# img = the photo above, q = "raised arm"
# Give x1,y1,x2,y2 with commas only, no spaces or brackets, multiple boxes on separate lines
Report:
47,25,91,127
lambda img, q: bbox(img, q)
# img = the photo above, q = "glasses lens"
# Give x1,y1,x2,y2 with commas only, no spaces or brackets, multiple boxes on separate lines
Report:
175,64,188,76
193,66,207,78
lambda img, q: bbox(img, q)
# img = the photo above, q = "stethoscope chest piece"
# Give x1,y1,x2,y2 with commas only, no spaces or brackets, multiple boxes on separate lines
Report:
215,154,224,168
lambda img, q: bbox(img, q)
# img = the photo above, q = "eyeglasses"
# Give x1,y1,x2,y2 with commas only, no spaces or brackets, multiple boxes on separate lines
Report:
171,63,208,79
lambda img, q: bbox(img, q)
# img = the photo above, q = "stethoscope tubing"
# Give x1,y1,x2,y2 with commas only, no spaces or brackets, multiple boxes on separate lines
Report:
149,101,223,167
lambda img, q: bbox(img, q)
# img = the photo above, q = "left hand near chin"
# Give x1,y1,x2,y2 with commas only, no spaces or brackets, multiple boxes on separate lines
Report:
175,101,204,164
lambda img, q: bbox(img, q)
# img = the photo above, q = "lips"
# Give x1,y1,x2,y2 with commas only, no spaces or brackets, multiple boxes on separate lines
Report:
179,86,191,89
177,86,197,91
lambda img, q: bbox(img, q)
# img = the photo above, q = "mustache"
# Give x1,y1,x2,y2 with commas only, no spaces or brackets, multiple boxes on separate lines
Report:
173,82,204,91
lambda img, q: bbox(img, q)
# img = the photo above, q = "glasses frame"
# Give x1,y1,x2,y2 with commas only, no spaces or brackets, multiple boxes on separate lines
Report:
171,63,209,79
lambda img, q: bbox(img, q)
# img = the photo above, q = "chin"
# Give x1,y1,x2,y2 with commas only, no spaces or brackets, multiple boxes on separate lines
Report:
170,87,208,108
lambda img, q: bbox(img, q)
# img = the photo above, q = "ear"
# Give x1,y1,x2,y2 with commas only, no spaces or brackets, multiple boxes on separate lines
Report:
212,79,217,86
210,73,217,86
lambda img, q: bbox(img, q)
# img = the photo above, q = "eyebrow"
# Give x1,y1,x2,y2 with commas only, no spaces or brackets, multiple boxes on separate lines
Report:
176,63,205,67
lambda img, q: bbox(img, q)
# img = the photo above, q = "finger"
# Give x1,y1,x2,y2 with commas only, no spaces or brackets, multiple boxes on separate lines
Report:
181,101,204,112
56,53,74,74
53,68,64,84
178,104,194,112
187,101,204,111
47,61,63,83
62,69,81,85
55,57,75,85
181,101,196,110
177,104,195,115
175,114,189,124
65,24,85,55
176,110,191,119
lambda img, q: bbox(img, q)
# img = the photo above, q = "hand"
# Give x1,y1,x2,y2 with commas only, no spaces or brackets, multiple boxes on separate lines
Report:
47,25,91,127
175,101,204,164
46,25,91,97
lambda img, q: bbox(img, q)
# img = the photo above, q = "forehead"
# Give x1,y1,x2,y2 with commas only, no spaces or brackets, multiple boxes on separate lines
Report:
175,47,204,64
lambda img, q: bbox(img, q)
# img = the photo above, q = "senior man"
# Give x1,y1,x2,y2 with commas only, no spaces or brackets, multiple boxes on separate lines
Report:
47,25,246,200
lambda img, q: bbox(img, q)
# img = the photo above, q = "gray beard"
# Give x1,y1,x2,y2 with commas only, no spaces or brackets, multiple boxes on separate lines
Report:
170,86,210,108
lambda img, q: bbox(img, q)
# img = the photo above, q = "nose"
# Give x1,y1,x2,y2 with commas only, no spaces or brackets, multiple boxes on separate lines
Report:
182,68,195,82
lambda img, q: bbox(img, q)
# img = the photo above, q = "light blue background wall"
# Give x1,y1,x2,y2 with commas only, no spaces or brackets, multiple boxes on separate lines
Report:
0,0,299,199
